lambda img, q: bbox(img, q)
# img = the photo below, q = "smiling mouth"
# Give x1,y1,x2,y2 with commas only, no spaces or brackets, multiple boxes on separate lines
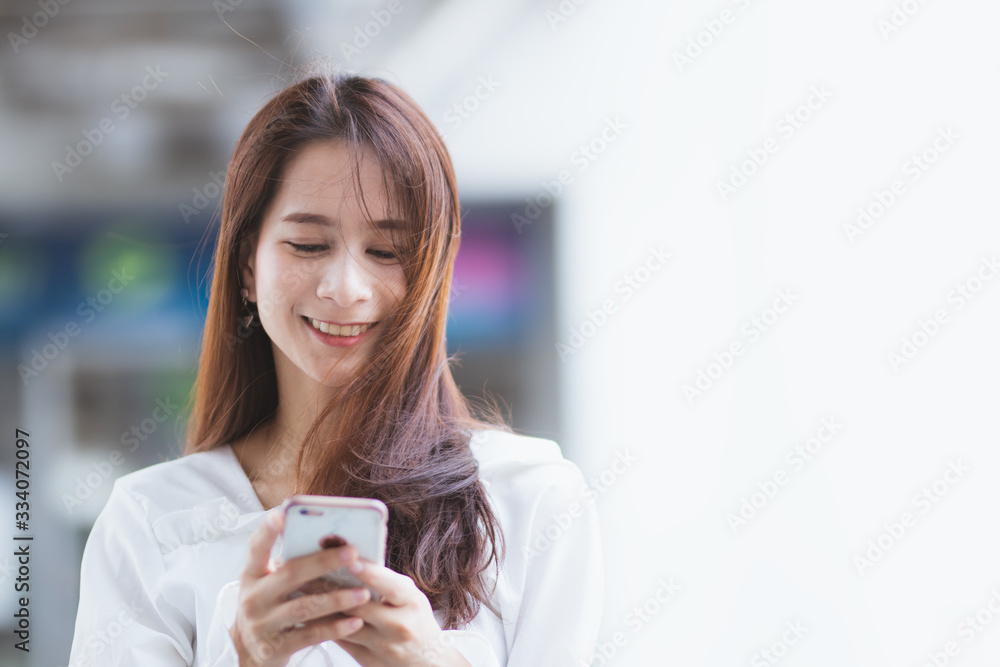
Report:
303,317,377,337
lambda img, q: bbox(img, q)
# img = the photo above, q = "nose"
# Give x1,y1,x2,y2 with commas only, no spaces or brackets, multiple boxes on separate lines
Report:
316,248,373,307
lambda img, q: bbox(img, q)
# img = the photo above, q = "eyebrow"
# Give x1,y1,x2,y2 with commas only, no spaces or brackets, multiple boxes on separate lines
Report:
280,212,404,230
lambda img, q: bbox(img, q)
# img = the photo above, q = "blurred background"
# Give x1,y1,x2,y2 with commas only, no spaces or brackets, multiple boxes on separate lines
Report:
4,0,1000,665
0,2,569,664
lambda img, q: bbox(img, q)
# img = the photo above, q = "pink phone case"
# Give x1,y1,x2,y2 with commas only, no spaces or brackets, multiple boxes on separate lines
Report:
279,494,388,603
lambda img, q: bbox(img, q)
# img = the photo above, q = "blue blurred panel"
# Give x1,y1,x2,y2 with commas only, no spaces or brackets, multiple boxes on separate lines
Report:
0,210,215,343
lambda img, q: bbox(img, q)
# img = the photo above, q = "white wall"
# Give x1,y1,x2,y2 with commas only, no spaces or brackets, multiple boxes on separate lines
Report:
387,0,1000,663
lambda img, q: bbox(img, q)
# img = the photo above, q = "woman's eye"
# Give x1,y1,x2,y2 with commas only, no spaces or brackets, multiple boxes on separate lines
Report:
289,243,327,253
368,249,397,260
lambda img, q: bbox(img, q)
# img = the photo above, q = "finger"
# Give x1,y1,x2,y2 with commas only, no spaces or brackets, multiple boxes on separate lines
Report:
333,636,376,664
278,613,365,657
273,543,360,598
334,598,392,630
269,586,371,628
291,576,339,598
242,510,284,582
343,559,415,607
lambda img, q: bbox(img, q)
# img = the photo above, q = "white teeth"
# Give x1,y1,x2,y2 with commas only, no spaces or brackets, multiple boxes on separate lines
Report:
309,318,372,337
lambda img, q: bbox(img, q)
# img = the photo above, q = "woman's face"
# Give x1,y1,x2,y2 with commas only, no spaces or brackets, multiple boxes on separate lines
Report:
240,139,407,389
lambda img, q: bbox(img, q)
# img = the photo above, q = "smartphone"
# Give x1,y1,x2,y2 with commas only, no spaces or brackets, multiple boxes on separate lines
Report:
279,494,389,603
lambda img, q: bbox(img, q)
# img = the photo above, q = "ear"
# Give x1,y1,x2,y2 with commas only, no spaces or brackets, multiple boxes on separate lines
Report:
237,235,259,302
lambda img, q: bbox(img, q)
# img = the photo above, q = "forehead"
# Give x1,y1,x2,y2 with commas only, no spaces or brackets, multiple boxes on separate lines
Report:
268,140,391,220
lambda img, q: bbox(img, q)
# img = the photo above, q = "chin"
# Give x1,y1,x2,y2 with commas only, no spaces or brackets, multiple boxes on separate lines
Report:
312,367,354,389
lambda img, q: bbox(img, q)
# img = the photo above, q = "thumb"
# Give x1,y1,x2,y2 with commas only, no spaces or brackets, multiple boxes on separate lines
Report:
243,509,284,581
268,510,286,570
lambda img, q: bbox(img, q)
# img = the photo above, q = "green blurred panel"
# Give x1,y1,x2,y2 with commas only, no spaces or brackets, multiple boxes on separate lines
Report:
78,221,179,311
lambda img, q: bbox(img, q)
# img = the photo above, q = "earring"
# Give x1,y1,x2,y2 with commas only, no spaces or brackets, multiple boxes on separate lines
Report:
240,287,257,329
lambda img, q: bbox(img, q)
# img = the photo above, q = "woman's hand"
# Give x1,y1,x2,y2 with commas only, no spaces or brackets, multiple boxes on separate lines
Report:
332,557,472,667
228,511,372,667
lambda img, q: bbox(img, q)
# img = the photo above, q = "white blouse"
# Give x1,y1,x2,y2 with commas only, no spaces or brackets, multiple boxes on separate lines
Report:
67,429,604,666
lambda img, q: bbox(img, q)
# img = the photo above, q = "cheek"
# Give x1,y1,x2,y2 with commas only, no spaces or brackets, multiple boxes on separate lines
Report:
277,261,316,294
384,268,407,305
257,256,314,309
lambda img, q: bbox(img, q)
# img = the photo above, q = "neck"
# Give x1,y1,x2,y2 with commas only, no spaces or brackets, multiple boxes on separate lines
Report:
262,396,342,480
236,347,349,499
277,364,350,460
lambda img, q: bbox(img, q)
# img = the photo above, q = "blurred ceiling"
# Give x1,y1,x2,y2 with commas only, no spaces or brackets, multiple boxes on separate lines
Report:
0,0,444,215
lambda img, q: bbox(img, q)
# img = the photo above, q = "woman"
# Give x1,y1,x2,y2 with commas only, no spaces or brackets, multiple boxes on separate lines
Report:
67,72,603,666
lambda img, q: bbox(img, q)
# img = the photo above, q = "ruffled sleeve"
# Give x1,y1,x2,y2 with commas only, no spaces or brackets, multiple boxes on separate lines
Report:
202,523,363,666
67,480,195,666
203,578,354,666
202,580,242,666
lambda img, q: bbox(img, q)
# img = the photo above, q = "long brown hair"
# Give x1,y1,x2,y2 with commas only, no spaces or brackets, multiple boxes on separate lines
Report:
184,71,508,629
